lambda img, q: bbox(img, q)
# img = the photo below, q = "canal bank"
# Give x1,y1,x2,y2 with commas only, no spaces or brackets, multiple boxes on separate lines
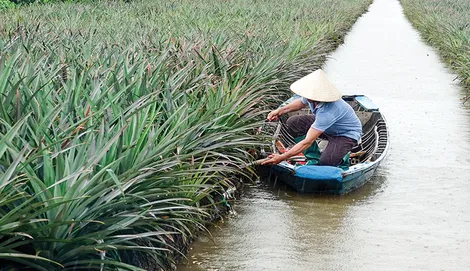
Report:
178,0,470,270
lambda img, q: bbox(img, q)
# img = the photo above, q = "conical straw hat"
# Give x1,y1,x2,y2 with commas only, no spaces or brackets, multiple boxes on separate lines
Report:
290,69,342,102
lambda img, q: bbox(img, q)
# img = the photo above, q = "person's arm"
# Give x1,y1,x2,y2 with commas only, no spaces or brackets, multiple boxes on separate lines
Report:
261,127,323,165
267,98,306,121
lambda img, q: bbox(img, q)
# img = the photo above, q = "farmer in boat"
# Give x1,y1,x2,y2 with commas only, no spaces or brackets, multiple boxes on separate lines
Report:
262,69,363,167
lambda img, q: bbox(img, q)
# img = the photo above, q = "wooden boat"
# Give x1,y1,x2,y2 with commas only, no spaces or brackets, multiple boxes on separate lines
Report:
261,95,389,195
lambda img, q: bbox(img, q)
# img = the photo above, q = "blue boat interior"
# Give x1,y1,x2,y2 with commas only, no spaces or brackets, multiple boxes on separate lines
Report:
353,95,379,111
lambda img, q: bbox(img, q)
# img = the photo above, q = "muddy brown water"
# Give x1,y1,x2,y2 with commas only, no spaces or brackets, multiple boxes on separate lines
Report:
178,0,470,270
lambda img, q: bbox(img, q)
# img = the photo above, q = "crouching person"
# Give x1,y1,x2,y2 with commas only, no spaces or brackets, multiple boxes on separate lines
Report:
262,69,362,167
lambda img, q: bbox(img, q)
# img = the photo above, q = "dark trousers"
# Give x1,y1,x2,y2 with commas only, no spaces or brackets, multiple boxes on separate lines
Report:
286,115,357,166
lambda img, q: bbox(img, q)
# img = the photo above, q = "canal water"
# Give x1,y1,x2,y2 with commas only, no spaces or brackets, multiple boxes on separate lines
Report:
178,0,470,270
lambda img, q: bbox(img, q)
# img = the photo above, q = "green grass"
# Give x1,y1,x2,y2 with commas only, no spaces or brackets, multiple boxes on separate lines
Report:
0,0,14,9
401,0,470,93
0,0,372,269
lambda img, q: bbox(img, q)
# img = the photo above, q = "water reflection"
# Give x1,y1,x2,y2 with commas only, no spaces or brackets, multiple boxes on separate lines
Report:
179,172,388,271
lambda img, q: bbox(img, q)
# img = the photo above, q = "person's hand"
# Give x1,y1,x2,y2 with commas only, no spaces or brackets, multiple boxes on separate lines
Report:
261,153,284,165
267,109,280,121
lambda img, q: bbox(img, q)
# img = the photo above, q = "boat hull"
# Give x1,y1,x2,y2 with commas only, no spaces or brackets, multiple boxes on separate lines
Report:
264,160,380,194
